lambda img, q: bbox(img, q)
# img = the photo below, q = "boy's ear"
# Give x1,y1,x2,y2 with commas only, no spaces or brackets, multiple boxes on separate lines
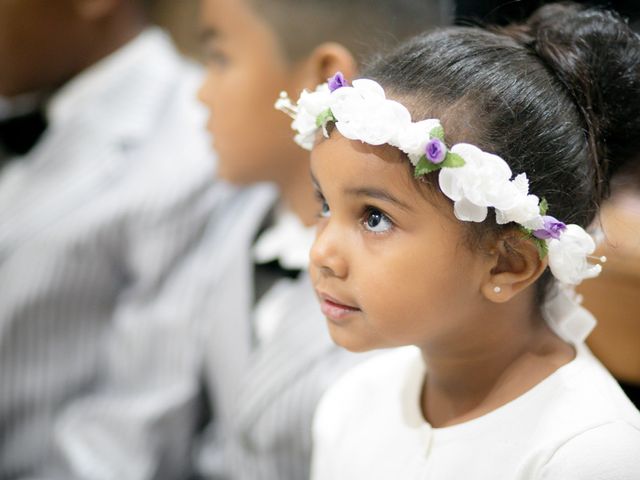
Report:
481,233,548,303
295,42,358,91
71,0,121,20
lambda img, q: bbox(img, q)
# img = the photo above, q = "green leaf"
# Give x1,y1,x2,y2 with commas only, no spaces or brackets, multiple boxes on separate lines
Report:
316,109,335,128
534,238,549,259
539,198,549,216
520,227,548,259
414,156,441,177
441,152,465,168
429,125,445,141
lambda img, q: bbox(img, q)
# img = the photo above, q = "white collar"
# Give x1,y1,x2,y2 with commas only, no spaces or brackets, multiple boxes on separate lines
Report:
253,207,315,271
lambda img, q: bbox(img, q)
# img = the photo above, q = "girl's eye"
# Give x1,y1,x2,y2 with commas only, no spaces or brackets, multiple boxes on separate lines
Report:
315,190,330,218
363,208,393,233
319,199,331,218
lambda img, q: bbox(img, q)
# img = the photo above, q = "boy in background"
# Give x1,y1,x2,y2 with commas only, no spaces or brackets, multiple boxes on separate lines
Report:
195,0,450,478
0,0,223,477
50,0,450,478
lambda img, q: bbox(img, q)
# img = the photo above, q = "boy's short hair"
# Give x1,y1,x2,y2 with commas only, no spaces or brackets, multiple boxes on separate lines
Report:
250,0,451,63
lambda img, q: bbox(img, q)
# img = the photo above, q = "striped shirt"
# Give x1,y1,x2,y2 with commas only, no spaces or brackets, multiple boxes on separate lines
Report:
0,28,224,478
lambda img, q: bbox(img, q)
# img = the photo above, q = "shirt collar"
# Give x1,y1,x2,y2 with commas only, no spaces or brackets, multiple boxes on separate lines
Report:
253,206,315,271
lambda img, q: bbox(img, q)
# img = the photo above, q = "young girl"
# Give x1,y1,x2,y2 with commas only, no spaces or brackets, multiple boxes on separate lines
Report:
276,3,640,478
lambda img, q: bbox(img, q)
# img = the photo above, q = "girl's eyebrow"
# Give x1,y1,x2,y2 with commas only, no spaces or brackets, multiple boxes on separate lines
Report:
310,170,321,191
311,169,412,211
345,187,413,212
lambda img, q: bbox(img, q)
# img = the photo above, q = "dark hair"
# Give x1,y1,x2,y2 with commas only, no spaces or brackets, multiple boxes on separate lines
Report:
362,2,640,299
249,0,450,63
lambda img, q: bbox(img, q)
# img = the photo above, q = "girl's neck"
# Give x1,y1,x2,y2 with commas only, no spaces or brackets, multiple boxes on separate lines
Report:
420,305,575,428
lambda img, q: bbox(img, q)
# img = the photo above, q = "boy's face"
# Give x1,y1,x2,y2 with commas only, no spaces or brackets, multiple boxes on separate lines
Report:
198,0,308,185
0,0,78,97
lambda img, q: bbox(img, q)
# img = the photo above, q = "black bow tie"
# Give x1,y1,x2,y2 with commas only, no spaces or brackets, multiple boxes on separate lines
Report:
253,259,301,306
251,207,302,306
0,109,48,157
251,259,301,347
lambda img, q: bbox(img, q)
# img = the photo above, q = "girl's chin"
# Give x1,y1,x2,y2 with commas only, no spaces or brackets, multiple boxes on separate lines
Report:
326,322,379,353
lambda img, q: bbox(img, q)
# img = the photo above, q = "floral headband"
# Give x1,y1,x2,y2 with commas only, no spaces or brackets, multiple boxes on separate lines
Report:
275,73,606,286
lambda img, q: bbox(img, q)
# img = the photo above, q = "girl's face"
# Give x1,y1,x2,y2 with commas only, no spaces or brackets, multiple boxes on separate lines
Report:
310,133,493,353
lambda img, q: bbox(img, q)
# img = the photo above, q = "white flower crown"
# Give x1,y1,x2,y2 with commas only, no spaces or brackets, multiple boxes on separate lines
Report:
276,73,606,286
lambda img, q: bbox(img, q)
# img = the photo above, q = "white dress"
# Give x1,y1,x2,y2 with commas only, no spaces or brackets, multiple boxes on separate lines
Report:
312,310,640,479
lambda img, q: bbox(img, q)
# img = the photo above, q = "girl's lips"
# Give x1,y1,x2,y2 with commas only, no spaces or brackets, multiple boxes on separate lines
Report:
317,292,360,323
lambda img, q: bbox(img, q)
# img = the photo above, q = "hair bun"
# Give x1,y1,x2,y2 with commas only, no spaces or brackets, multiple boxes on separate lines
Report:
503,3,640,194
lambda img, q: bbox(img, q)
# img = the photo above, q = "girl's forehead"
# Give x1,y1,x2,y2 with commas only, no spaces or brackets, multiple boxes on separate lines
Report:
311,134,447,209
312,134,407,182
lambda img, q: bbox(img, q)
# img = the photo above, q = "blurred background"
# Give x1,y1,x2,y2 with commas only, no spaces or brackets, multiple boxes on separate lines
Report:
455,0,639,27
151,0,640,58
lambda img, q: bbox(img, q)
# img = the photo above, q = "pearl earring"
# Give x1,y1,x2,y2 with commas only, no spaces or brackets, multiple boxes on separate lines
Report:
493,286,502,294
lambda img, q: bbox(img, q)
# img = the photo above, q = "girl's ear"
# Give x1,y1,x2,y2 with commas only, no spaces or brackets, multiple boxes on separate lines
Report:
481,234,548,303
291,42,358,92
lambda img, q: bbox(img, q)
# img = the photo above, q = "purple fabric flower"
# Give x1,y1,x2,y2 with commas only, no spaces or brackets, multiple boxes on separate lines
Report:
533,215,567,240
425,138,447,164
328,72,347,92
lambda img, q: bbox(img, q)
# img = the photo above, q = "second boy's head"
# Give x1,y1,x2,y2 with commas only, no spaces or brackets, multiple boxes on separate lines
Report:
0,0,148,97
197,0,448,187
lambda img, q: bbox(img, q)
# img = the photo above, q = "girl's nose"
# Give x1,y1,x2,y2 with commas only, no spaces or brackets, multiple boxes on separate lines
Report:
310,221,348,279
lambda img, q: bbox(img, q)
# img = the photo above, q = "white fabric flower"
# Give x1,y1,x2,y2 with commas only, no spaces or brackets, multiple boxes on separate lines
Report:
291,84,332,150
293,131,315,151
495,174,544,229
548,224,602,285
438,143,517,222
393,119,442,166
496,194,543,229
330,79,411,146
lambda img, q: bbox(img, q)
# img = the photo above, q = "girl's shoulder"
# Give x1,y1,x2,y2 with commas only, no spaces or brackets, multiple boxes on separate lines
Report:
543,344,640,426
313,346,421,433
511,343,640,476
538,421,640,480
